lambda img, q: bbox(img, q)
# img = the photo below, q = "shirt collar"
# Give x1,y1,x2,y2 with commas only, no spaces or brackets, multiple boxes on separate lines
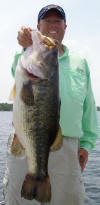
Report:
58,44,69,60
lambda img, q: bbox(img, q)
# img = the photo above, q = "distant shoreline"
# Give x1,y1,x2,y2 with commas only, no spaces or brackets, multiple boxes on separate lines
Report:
0,103,100,111
97,107,100,111
0,103,13,111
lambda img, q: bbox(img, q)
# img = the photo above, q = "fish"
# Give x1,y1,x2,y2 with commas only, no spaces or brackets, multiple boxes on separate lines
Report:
10,30,62,202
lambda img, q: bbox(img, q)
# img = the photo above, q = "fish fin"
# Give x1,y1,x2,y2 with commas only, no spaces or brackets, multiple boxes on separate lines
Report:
50,125,63,152
20,81,34,106
10,134,25,157
21,174,51,202
9,84,16,101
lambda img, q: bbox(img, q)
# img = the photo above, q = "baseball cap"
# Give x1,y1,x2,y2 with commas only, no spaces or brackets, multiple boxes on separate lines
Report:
38,4,66,23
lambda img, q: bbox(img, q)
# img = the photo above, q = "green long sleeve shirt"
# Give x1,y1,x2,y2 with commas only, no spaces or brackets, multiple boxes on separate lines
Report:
11,45,98,152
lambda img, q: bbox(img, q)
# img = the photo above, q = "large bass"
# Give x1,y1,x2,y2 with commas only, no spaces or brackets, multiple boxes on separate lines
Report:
10,30,62,202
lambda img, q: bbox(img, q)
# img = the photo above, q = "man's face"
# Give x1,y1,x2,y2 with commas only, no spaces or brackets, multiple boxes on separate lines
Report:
37,10,67,44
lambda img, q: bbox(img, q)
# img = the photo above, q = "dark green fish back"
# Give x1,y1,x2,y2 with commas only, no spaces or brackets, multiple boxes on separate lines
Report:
21,66,59,178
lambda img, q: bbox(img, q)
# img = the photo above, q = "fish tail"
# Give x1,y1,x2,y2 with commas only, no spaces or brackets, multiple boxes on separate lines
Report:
21,174,51,202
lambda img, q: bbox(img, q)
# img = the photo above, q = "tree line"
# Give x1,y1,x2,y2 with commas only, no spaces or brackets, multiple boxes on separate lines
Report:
0,103,13,111
0,103,100,111
97,106,100,111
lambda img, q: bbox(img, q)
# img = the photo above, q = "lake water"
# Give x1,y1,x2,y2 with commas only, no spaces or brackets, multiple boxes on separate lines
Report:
0,111,100,204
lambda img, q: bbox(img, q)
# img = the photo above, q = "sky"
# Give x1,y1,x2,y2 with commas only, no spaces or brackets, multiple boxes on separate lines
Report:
0,0,100,105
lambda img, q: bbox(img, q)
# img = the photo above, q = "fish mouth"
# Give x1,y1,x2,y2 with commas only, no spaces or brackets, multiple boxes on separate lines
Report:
22,66,40,79
20,31,58,80
20,59,44,79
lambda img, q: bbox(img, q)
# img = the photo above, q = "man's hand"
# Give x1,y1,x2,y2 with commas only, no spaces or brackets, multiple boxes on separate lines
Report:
78,148,88,172
17,26,33,48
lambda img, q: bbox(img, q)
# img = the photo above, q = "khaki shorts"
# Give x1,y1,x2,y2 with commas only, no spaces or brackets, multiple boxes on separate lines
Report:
3,137,85,205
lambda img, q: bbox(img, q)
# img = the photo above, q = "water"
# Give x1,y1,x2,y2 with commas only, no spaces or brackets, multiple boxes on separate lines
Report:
83,112,100,204
0,112,12,201
0,111,100,204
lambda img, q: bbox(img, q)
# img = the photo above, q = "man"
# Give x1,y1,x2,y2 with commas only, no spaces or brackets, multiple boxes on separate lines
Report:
3,4,98,205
